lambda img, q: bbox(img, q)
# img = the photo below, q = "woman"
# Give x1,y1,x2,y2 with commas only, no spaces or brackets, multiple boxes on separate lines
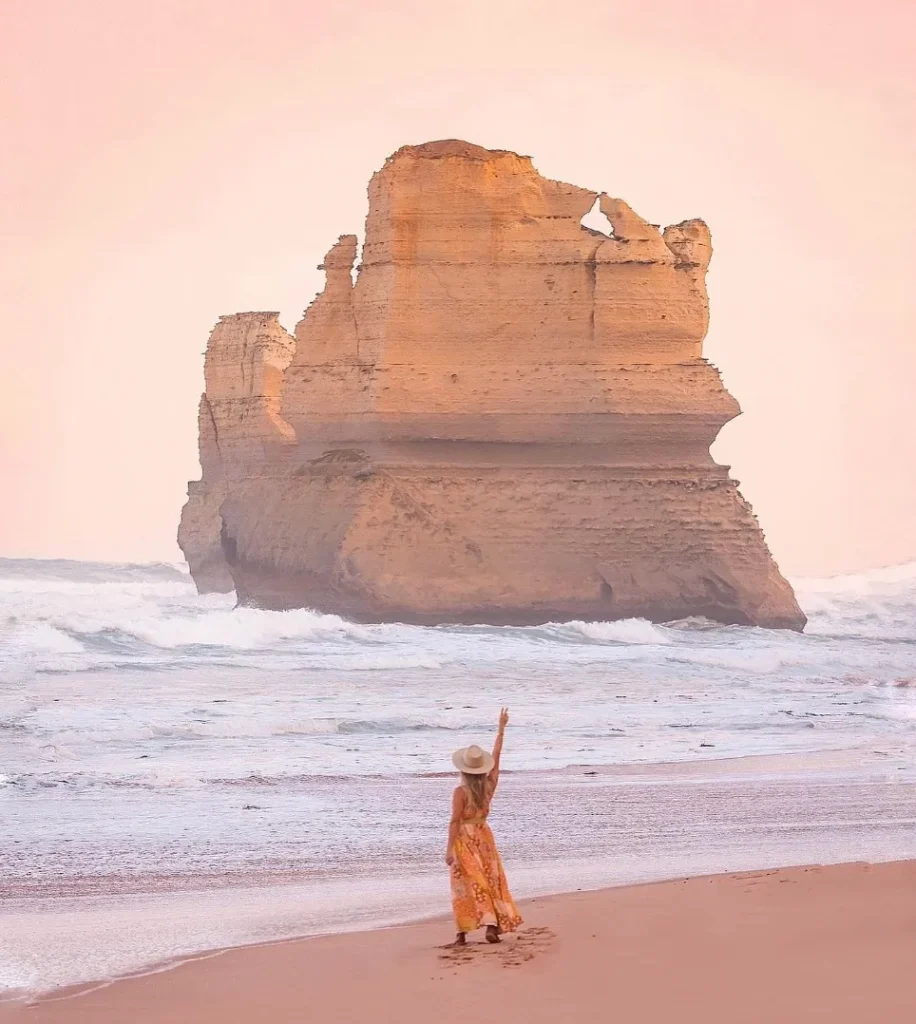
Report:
446,706,522,945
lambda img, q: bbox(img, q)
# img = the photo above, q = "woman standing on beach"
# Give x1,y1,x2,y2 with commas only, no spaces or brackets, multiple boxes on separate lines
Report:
446,706,523,945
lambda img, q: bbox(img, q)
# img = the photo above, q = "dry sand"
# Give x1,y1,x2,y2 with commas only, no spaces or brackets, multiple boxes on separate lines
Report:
8,861,916,1023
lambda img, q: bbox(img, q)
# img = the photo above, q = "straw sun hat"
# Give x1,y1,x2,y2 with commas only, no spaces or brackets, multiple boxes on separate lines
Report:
452,744,495,775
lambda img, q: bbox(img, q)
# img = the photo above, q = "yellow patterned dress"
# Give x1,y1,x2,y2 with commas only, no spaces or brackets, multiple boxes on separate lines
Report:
449,783,523,934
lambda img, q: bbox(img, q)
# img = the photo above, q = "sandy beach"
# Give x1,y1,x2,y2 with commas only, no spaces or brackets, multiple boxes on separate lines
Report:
8,860,916,1024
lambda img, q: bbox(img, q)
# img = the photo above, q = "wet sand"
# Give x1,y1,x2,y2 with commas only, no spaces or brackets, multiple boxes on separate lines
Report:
9,860,916,1024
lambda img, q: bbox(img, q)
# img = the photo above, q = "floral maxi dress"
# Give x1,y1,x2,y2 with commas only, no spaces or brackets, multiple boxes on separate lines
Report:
449,785,523,934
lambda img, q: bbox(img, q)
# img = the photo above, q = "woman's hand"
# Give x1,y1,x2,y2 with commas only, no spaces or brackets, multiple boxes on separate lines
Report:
498,706,509,731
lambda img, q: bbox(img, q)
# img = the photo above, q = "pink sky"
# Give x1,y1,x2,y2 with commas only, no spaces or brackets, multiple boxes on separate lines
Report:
2,0,914,575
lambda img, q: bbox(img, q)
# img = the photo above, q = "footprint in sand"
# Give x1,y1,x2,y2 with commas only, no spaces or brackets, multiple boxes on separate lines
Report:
437,926,556,970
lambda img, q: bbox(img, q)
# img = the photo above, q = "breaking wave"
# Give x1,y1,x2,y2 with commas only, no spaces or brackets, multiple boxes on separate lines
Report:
795,562,916,641
2,557,915,677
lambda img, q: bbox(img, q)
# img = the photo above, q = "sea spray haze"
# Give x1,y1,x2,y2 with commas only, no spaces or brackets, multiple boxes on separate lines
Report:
2,557,916,991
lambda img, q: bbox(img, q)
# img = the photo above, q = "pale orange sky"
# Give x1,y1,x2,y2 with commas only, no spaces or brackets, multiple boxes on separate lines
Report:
2,0,914,575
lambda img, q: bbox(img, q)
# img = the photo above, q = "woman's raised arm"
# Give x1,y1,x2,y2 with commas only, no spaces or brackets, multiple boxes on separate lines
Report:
489,707,509,792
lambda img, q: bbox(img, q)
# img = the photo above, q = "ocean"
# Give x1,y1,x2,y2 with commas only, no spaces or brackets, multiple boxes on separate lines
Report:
3,557,916,994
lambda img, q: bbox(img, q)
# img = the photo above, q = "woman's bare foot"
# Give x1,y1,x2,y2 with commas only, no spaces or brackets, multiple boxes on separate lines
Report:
454,932,466,946
485,925,501,944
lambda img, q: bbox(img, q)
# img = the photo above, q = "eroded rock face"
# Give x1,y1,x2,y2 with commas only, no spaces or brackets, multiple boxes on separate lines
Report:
178,141,805,630
178,311,294,593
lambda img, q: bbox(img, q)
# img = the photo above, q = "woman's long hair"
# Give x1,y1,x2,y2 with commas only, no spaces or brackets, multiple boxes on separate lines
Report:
461,770,490,812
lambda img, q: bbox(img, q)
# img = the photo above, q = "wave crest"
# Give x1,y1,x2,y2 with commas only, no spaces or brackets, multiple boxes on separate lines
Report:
2,558,915,676
555,618,671,645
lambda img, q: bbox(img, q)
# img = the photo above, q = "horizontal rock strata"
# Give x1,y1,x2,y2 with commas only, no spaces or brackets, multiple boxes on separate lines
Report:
178,140,805,630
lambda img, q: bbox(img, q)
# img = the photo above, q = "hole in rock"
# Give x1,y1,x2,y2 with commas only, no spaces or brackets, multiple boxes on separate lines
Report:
580,197,614,237
350,231,364,287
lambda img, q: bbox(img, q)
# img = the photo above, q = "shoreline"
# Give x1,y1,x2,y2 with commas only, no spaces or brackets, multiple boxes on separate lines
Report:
4,848,915,1002
7,860,916,1023
5,748,916,996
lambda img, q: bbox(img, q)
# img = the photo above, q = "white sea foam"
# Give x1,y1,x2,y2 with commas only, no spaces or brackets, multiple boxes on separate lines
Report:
5,622,85,655
557,618,671,645
3,557,914,669
123,606,370,649
793,561,916,640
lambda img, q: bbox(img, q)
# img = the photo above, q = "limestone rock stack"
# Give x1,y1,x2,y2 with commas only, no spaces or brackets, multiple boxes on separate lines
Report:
178,141,805,630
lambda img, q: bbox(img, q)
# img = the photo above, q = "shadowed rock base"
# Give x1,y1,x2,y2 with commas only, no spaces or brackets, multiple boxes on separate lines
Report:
178,141,805,631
